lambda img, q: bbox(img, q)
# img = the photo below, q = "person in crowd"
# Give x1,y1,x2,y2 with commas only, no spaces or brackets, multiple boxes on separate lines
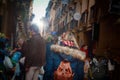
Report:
88,55,109,80
43,35,58,80
80,44,88,57
80,44,91,80
105,48,116,80
10,38,24,61
11,38,24,53
84,56,91,80
43,32,86,80
21,24,46,80
10,38,25,80
0,34,8,80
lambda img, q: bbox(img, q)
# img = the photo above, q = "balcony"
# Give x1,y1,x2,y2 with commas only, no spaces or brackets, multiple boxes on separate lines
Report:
53,0,61,10
46,1,53,11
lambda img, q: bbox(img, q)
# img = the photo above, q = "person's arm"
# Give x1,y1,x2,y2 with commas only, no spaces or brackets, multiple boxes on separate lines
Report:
21,40,28,57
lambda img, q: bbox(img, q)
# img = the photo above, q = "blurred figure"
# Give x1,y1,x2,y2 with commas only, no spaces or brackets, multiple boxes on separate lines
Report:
43,32,85,80
22,24,46,80
80,45,88,57
10,38,25,65
0,33,9,80
43,35,58,80
84,57,91,80
88,56,108,80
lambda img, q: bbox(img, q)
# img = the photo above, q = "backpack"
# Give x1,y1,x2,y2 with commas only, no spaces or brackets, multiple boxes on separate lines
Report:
11,51,21,65
54,60,74,80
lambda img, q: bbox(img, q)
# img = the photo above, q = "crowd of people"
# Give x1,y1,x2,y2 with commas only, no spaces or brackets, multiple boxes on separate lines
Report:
0,24,117,80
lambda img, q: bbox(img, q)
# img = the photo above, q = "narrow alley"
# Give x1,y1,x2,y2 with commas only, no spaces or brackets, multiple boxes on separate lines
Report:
0,0,120,80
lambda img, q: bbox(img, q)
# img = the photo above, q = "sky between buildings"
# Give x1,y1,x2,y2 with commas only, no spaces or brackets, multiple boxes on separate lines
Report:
32,0,50,25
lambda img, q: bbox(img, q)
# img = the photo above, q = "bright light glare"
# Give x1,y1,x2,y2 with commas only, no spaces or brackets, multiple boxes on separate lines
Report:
32,18,40,26
32,18,40,29
32,0,49,35
32,18,43,34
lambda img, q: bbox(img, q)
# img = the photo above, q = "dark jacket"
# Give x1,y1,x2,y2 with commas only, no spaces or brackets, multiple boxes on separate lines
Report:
43,44,86,80
22,34,46,67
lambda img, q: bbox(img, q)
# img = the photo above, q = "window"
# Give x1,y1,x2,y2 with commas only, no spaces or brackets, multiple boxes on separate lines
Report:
80,12,87,25
109,0,120,15
89,6,95,23
70,19,78,29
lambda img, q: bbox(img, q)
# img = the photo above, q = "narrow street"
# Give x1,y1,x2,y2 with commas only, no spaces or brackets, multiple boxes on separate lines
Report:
0,0,120,80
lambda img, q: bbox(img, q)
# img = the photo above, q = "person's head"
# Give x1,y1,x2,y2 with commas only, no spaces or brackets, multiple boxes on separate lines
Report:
29,24,40,36
53,36,58,44
17,38,24,46
46,35,53,43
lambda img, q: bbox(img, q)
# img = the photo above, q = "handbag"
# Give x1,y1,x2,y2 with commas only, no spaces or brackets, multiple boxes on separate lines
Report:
3,56,13,69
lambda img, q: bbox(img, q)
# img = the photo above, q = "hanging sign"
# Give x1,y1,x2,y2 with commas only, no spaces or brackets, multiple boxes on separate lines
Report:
73,12,81,21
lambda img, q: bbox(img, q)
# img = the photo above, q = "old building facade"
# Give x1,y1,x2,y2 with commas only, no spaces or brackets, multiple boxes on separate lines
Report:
46,0,120,58
0,0,33,47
